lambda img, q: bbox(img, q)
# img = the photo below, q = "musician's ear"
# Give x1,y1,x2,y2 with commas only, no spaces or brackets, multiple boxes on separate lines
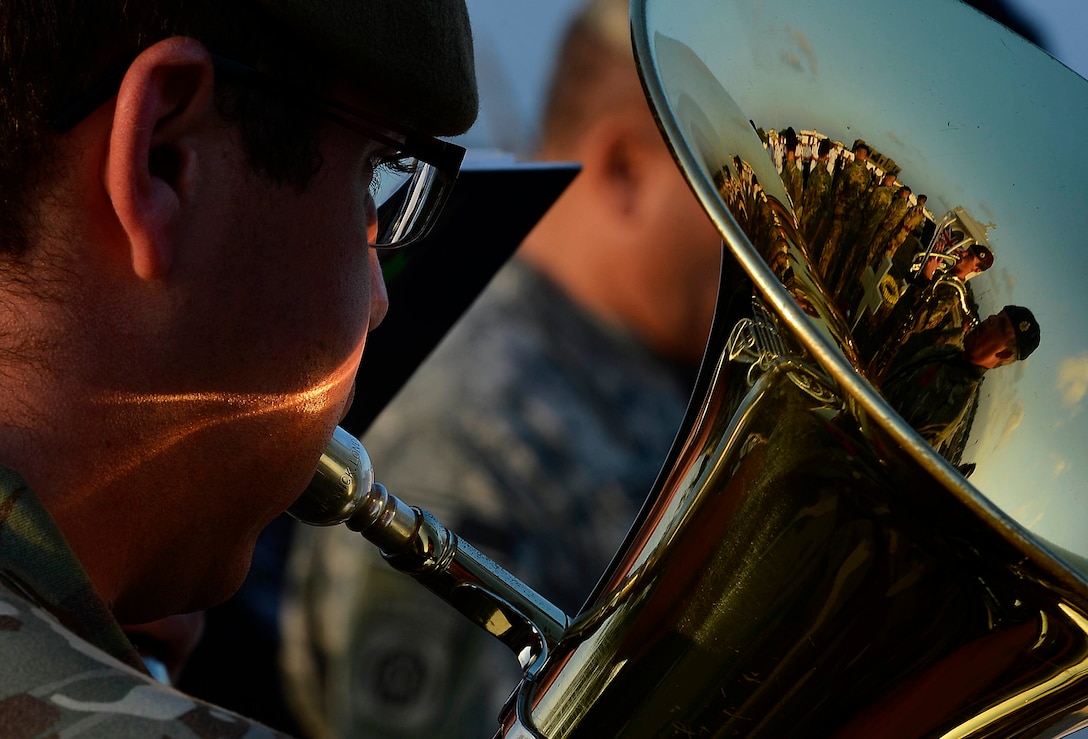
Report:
578,115,680,246
104,37,216,281
593,118,659,220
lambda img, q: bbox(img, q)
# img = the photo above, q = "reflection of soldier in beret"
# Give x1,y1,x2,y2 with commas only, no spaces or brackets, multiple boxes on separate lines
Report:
882,305,1040,464
958,243,994,279
921,242,993,282
871,241,997,379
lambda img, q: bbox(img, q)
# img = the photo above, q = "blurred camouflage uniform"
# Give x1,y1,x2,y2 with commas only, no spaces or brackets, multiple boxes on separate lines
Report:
0,465,288,738
280,259,693,738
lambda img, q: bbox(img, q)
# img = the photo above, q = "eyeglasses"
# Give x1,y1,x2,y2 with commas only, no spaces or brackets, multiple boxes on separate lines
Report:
51,53,466,249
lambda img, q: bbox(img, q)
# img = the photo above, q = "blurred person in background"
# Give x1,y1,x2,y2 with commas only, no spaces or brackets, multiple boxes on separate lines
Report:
276,0,723,735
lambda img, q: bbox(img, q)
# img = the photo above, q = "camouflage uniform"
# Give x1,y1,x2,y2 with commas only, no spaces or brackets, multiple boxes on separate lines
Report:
800,157,833,254
871,194,911,258
819,156,871,283
838,179,896,302
857,181,895,264
881,342,985,464
886,203,927,257
869,273,973,382
0,465,288,738
280,259,694,739
902,278,970,347
780,156,803,216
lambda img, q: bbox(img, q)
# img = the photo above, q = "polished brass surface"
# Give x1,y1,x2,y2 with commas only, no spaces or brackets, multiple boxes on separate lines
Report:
496,0,1088,735
293,428,569,671
287,426,374,526
502,339,1088,736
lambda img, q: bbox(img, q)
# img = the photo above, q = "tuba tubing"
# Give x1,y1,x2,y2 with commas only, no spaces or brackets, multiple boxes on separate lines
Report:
291,426,569,675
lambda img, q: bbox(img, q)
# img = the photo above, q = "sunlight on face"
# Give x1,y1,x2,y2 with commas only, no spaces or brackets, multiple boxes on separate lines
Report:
82,338,366,499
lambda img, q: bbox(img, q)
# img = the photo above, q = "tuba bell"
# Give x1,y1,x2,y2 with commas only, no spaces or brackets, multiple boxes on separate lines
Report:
292,0,1088,735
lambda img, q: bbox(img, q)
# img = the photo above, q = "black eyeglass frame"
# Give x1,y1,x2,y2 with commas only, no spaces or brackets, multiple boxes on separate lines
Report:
50,52,466,249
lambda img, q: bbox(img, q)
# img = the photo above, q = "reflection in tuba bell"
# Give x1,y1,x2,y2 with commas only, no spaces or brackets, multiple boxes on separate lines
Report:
292,0,1088,736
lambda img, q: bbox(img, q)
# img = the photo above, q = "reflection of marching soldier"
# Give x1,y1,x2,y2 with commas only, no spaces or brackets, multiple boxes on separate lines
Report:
819,143,873,284
840,173,898,305
881,306,1040,465
801,138,834,255
779,129,804,216
885,194,928,258
750,185,782,265
870,185,912,259
860,174,897,252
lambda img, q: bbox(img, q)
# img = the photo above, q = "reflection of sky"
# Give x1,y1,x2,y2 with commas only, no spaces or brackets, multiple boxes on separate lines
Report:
645,0,1088,558
1007,0,1088,79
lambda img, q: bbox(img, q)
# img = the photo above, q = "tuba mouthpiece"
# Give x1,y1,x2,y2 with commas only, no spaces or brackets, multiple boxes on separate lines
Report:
290,426,569,671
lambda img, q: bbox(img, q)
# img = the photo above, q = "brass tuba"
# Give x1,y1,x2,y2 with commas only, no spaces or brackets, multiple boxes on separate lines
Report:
292,0,1088,735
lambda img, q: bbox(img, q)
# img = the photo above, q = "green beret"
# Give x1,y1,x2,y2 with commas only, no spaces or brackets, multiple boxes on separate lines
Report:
257,0,478,136
1002,304,1040,360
